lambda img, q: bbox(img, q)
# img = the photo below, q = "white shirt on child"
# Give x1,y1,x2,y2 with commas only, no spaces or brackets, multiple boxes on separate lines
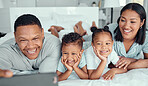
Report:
85,46,119,70
57,53,86,79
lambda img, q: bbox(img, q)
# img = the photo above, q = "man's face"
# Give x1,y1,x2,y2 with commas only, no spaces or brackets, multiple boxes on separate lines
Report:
14,25,44,60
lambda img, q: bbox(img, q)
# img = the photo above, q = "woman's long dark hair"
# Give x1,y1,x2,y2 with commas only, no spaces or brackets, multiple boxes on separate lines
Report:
114,3,147,45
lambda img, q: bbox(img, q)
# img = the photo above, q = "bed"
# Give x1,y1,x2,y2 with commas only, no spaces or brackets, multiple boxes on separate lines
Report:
59,68,148,86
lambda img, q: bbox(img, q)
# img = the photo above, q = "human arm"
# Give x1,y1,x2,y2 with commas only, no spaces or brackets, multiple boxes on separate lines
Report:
56,57,73,81
102,68,127,80
127,53,148,70
73,53,88,79
88,60,107,79
88,47,107,79
56,70,72,81
115,56,137,69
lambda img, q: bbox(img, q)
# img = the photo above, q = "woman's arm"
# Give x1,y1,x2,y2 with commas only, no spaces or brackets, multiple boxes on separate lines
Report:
127,53,148,70
73,65,88,79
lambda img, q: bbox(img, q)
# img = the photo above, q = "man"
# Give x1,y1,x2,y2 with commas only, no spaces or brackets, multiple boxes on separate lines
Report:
0,14,61,77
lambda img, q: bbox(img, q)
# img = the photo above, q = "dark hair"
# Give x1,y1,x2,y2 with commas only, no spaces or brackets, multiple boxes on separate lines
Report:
14,14,42,32
61,32,83,49
91,26,113,43
114,3,147,45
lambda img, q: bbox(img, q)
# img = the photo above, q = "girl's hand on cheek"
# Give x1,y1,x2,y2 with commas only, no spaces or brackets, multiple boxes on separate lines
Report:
93,46,107,61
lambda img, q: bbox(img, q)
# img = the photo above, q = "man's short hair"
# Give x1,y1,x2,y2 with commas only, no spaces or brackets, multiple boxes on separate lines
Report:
14,14,42,32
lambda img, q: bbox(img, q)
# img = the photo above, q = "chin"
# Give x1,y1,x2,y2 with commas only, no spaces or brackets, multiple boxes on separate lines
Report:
68,63,74,67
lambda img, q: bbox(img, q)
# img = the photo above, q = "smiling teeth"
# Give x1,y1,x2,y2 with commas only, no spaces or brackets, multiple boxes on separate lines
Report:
28,49,36,54
101,51,108,53
124,30,131,32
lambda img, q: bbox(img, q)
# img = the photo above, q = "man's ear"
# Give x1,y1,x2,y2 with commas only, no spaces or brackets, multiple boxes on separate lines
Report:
41,28,44,39
14,32,17,42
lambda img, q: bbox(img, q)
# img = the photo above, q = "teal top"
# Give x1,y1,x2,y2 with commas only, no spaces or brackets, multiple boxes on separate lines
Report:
108,23,148,59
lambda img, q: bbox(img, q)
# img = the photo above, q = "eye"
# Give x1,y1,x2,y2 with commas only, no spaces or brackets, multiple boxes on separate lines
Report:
131,21,136,23
63,53,68,55
121,19,125,22
33,38,39,40
97,43,101,45
20,40,27,42
106,43,111,45
72,53,76,55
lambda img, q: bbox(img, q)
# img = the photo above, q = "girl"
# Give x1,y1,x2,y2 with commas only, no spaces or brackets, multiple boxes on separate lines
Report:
85,26,127,80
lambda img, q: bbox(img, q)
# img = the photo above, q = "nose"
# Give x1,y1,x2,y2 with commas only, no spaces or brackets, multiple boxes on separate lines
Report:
101,44,106,49
67,54,72,59
27,41,34,48
124,21,130,29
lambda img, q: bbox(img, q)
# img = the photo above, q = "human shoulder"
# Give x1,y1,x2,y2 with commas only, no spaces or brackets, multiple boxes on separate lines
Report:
108,49,119,64
143,30,148,44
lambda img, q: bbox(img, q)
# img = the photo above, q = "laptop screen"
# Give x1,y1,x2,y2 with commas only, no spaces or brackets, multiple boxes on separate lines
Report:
0,72,58,86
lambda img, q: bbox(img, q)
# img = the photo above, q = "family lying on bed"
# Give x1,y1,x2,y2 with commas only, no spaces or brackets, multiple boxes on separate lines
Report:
0,3,148,82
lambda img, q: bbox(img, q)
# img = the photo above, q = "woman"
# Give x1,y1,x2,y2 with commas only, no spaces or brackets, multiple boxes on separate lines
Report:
108,3,148,70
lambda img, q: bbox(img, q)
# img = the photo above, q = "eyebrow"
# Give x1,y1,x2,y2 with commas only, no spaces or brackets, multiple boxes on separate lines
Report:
96,40,112,42
18,35,40,39
121,16,138,20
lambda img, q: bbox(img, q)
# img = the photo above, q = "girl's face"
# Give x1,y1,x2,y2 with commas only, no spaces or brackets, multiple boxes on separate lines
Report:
62,44,83,67
119,9,145,41
92,32,113,58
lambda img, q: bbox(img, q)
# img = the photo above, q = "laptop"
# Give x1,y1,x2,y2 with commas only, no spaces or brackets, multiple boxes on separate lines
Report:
0,72,58,86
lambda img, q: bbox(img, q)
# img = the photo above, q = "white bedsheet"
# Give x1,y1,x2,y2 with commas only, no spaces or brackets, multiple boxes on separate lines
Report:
59,68,148,86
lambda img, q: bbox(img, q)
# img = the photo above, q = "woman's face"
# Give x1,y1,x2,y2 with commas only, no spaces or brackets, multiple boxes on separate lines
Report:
119,9,145,41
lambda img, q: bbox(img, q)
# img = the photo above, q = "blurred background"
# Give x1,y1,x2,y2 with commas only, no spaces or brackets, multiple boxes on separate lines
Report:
0,0,147,36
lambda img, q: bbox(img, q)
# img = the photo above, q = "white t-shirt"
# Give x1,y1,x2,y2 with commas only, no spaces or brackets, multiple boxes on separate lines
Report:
85,46,119,70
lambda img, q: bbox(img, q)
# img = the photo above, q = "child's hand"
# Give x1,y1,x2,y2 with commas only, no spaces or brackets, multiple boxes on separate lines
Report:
102,69,115,80
116,56,132,69
61,56,73,71
93,46,107,61
73,53,82,68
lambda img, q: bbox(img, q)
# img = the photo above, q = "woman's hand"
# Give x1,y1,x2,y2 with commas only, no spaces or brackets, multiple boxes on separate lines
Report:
116,56,132,69
61,56,73,71
93,46,107,61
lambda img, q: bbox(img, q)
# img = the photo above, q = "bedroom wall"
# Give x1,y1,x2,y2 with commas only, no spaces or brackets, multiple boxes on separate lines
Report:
0,8,11,33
